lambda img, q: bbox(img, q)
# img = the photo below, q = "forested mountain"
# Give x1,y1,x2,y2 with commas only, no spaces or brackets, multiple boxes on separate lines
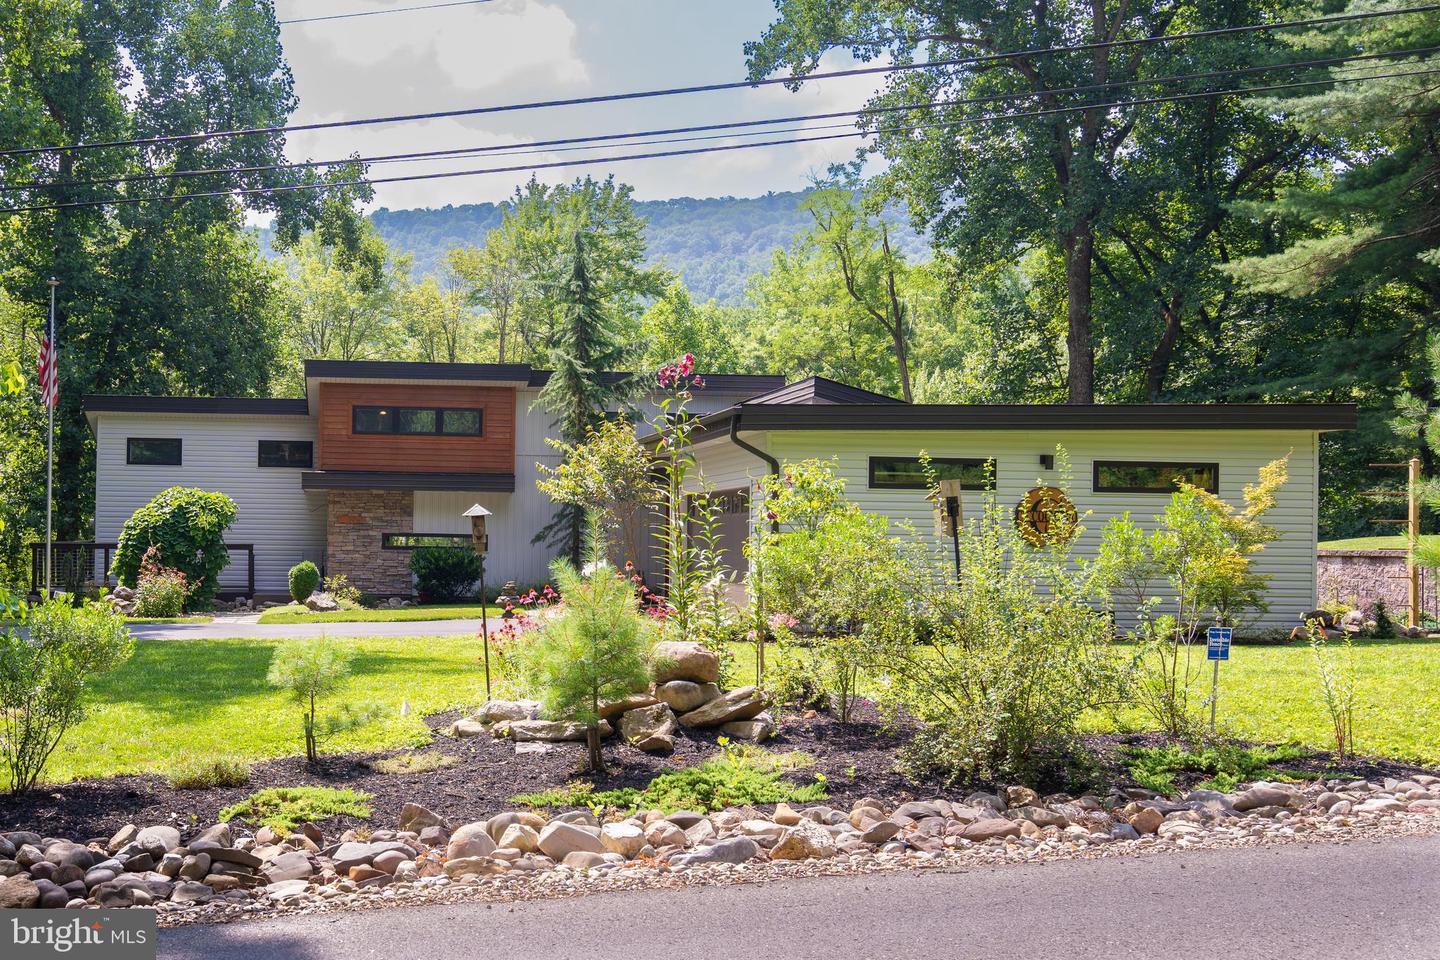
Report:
350,190,925,304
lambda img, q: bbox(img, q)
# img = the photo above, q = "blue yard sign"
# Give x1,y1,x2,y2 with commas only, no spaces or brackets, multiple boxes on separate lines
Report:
1206,626,1233,661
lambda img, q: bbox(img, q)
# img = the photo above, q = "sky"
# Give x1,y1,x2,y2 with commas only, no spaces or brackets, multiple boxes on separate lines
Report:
274,0,886,212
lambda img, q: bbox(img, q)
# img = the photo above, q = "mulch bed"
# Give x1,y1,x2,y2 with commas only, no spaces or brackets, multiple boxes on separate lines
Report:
2,703,1434,842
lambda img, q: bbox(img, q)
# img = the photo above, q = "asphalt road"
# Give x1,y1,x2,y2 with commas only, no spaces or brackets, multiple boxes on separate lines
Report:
158,834,1440,960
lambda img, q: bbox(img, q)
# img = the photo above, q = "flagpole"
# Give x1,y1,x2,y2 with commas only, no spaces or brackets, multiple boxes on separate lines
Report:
44,277,58,599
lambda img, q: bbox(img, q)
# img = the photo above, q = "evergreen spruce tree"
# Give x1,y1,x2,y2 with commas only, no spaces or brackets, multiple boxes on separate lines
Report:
535,232,637,564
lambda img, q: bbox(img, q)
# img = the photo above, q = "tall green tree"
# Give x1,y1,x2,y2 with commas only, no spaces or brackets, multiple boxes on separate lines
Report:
746,0,1309,404
637,281,748,374
0,0,369,544
535,232,639,564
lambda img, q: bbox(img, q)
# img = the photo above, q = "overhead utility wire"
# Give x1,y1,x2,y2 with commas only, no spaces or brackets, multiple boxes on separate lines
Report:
6,64,1438,216
6,44,1435,194
2,3,1434,160
278,0,494,25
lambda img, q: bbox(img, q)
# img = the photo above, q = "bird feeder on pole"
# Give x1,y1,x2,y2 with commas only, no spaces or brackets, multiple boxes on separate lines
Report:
463,503,494,699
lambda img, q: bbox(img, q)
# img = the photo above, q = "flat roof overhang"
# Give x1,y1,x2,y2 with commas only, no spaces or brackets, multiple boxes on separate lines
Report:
301,470,516,492
646,401,1360,446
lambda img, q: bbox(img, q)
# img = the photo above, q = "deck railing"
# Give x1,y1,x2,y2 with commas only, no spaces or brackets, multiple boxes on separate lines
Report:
29,541,255,599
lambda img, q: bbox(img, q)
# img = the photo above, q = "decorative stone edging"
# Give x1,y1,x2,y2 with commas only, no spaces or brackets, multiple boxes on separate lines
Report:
1,774,1436,926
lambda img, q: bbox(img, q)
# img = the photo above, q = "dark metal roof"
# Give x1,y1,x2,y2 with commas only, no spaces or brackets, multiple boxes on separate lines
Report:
525,370,785,392
743,376,904,405
673,401,1358,443
305,359,534,383
81,395,310,416
300,470,516,492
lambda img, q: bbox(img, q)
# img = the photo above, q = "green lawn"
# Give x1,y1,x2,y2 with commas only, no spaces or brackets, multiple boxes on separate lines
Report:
256,602,502,625
1318,534,1440,551
40,633,1440,786
48,635,491,783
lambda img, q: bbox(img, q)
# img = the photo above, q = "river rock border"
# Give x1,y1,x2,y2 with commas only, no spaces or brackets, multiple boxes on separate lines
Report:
1,774,1437,925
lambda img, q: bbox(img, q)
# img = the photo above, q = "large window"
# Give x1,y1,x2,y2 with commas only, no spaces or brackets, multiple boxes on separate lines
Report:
352,406,483,436
127,437,182,466
1093,460,1219,494
258,440,313,468
869,456,994,490
382,533,472,549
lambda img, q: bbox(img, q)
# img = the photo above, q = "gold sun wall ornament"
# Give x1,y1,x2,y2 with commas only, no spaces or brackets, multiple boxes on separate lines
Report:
1014,486,1078,546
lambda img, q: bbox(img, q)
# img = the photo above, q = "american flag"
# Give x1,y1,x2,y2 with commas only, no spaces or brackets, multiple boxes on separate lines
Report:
37,313,57,408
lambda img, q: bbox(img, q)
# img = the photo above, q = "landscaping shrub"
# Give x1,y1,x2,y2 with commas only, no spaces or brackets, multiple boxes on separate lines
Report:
409,547,481,602
266,637,382,763
512,744,825,813
132,546,190,618
112,486,238,606
518,555,654,772
167,755,251,790
367,750,456,775
860,455,1124,783
1094,457,1290,739
323,573,366,607
1124,744,1307,796
0,598,133,794
220,786,371,832
288,561,320,602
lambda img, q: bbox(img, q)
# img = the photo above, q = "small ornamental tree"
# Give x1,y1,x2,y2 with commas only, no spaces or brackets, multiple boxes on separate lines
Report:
536,417,653,563
520,554,654,772
266,637,379,763
288,561,321,603
0,598,133,794
112,487,238,607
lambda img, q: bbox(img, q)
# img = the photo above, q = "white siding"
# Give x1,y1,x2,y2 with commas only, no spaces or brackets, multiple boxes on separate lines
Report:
93,413,326,595
691,427,1319,630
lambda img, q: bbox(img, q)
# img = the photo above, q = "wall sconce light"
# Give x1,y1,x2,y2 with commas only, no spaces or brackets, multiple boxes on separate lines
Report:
1039,454,1055,470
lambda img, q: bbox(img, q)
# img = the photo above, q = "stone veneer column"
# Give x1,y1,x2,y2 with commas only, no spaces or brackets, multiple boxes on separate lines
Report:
326,490,415,597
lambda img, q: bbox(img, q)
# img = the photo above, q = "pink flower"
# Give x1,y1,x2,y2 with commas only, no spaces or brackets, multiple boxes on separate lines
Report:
769,612,799,631
678,353,695,377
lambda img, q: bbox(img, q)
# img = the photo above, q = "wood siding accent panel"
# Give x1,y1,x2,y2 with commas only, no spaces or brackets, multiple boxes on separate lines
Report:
317,382,516,473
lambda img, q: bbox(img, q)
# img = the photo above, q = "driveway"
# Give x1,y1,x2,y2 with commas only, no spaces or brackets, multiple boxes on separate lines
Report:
158,834,1440,960
127,615,486,640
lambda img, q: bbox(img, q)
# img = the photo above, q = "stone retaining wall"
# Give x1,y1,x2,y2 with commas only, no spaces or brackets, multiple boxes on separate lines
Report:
1316,549,1439,620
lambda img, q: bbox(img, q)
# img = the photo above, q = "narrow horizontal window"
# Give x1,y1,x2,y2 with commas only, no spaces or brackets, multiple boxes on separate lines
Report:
382,533,473,549
258,440,313,468
353,406,483,436
869,456,994,490
1093,461,1219,494
127,437,181,466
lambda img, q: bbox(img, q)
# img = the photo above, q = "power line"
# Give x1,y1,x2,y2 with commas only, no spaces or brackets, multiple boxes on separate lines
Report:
6,44,1436,194
277,0,494,26
6,65,1437,216
3,3,1435,160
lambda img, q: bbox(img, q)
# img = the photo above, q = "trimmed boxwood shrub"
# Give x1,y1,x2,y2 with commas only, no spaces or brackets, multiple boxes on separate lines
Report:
112,487,238,607
288,561,321,602
409,547,481,602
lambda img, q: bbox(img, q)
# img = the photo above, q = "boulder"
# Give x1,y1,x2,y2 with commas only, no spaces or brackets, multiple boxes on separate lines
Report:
304,592,340,612
720,711,776,742
43,841,94,871
561,851,609,870
446,823,497,860
508,719,613,743
653,680,721,713
619,703,678,752
860,820,902,844
651,641,720,684
485,811,548,843
678,686,769,728
106,825,138,854
537,822,605,861
398,802,449,834
135,825,182,855
672,836,759,866
599,823,647,859
770,819,837,861
475,700,541,724
959,818,1023,842
644,821,687,849
443,857,506,878
448,719,488,739
0,874,39,909
1233,786,1300,812
261,851,313,884
1129,807,1165,835
170,881,214,903
496,824,541,854
598,691,660,721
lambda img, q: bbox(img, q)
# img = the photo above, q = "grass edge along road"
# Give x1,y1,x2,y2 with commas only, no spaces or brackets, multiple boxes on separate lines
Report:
256,603,503,625
35,634,1440,785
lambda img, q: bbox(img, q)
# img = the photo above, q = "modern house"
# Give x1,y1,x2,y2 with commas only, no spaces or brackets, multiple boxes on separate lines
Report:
81,360,782,599
80,360,1355,627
